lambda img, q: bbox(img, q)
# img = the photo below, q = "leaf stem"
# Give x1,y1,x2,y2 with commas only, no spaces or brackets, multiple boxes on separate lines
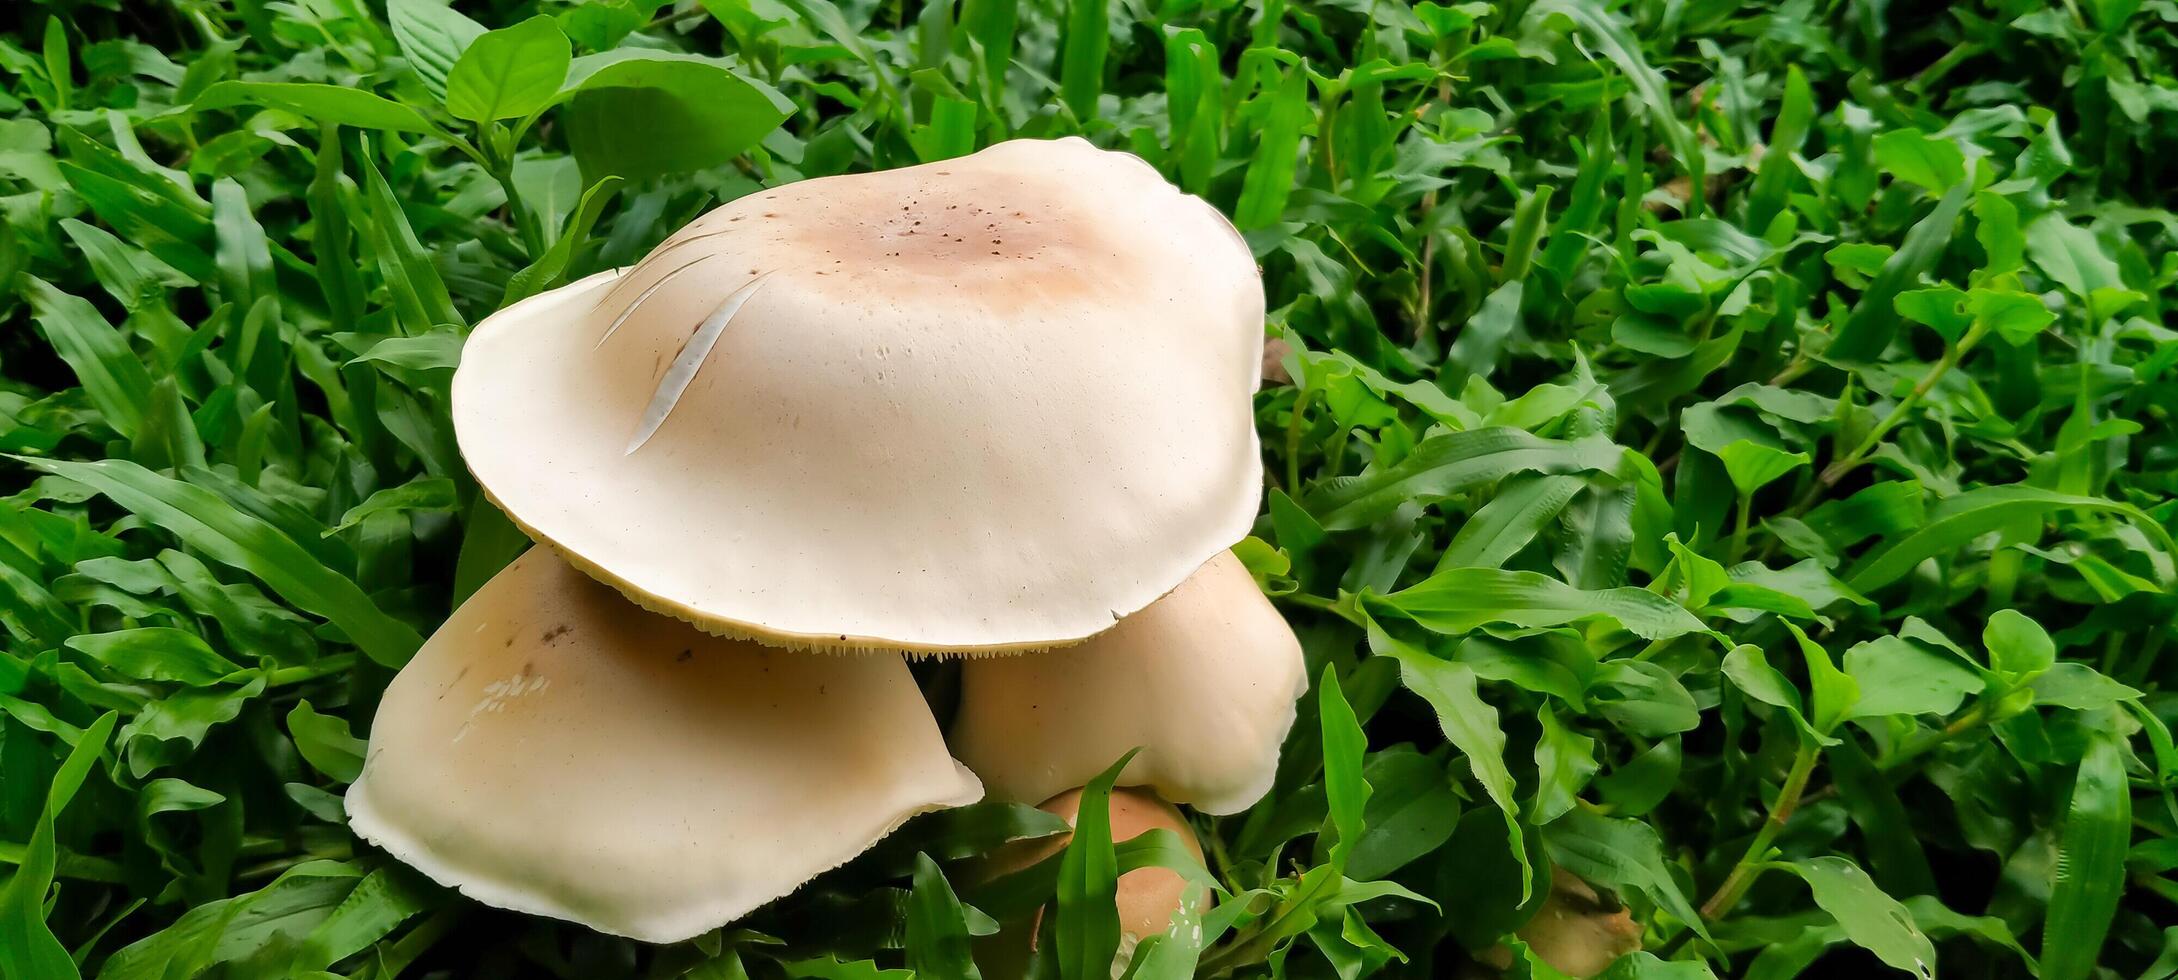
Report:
0,842,126,883
1728,493,1754,564
487,163,548,259
1278,591,1365,627
1198,870,1335,977
1876,704,1989,773
1699,740,1820,920
2137,874,2178,908
264,654,359,688
1790,324,1987,515
1284,387,1317,494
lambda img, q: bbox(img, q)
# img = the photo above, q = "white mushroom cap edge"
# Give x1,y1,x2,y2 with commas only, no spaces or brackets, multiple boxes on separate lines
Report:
949,551,1307,815
344,549,983,943
450,137,1265,655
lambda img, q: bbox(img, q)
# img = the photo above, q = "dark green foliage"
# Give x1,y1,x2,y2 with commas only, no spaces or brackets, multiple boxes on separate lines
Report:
1,0,2175,977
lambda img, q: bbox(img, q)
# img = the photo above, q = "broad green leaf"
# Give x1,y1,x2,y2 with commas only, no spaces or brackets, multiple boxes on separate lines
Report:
504,175,622,303
1368,618,1529,901
1055,751,1132,980
1530,705,1598,824
13,457,423,667
22,276,152,440
387,0,487,100
906,854,981,980
1309,429,1626,531
1541,809,1707,940
1058,0,1106,120
1806,481,1926,549
1983,609,2055,684
293,866,440,972
1376,567,1705,641
1233,63,1308,229
1349,750,1462,881
2024,213,2124,302
1894,286,1971,344
1871,129,1965,193
1842,636,1980,719
2027,662,2141,710
445,16,571,123
1446,281,1527,387
1319,665,1371,871
0,711,115,980
1717,440,1810,498
1721,644,1815,738
288,700,366,783
1591,660,1701,737
326,478,458,536
1828,179,1972,361
1439,474,1585,571
194,82,435,132
65,628,240,685
1967,288,2056,345
1783,857,1935,979
1846,485,2175,593
563,55,794,182
1785,622,1858,734
95,860,366,980
2041,731,2129,980
1973,191,2023,279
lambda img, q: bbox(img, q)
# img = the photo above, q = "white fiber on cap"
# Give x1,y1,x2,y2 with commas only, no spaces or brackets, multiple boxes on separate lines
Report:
452,137,1265,654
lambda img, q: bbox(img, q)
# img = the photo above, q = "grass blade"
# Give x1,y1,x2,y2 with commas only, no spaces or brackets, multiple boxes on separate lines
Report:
13,456,422,667
2041,730,2131,980
1055,750,1136,980
0,711,116,980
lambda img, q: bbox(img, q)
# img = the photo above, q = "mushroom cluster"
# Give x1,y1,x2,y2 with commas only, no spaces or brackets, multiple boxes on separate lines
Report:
345,138,1307,945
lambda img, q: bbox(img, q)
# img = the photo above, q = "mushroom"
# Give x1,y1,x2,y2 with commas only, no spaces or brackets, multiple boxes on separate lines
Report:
344,549,982,943
348,139,1303,946
949,551,1307,814
977,787,1207,977
1482,868,1644,977
451,137,1265,654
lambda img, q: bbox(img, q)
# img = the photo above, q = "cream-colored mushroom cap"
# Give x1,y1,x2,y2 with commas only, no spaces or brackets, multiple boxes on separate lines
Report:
974,788,1206,979
1025,788,1204,940
950,551,1306,814
344,549,982,944
1486,868,1643,977
452,137,1264,654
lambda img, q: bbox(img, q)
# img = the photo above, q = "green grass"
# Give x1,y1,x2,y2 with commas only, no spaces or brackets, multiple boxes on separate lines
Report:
4,0,2178,977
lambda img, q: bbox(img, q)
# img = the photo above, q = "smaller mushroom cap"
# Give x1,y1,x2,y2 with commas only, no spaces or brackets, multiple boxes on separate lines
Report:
975,787,1207,978
1024,788,1204,940
950,551,1306,815
1514,869,1643,977
345,549,981,943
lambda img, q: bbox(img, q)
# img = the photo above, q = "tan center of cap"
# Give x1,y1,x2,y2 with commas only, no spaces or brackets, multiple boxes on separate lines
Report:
452,137,1267,653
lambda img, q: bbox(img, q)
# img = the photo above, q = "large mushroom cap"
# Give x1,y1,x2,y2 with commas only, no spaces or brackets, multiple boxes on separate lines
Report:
453,137,1265,654
949,551,1306,814
344,549,982,944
